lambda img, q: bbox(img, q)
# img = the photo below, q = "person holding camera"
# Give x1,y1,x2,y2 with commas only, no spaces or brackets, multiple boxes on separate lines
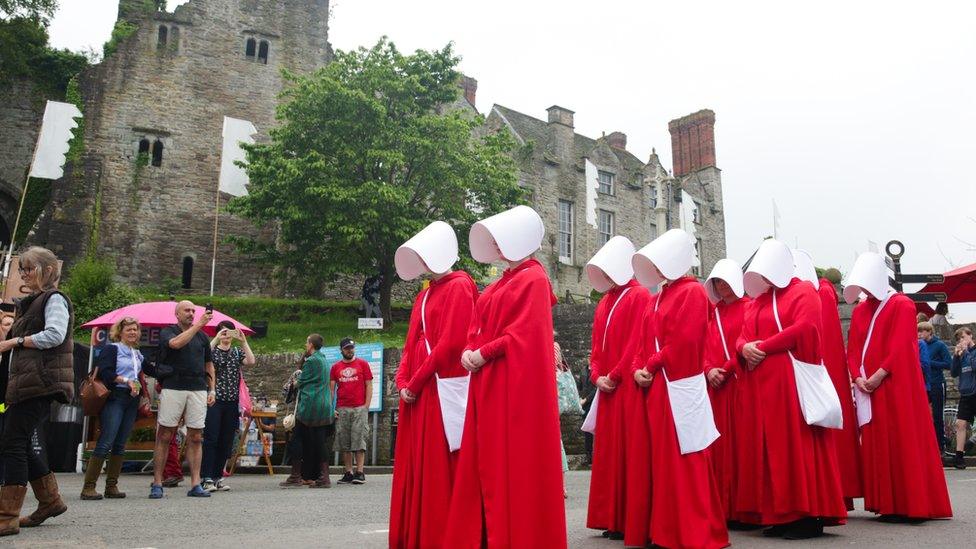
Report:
951,327,976,469
201,321,255,492
81,317,149,500
148,301,215,499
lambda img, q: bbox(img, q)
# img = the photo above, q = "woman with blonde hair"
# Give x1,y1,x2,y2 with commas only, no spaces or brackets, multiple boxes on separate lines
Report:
0,247,74,537
82,317,149,500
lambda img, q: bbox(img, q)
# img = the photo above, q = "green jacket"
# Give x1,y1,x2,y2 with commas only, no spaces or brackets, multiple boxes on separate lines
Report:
296,353,334,427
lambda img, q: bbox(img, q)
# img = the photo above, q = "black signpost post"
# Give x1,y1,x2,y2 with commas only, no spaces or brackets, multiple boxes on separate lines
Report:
885,240,947,303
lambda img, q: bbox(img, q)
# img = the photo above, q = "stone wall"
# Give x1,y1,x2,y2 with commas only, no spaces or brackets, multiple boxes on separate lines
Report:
0,79,44,243
32,0,332,294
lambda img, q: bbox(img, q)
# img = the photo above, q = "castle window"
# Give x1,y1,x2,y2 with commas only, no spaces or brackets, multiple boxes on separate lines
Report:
151,139,164,167
258,40,269,64
557,199,574,264
692,238,704,277
245,38,257,59
692,200,702,224
157,25,168,49
649,185,658,209
170,26,180,48
138,138,150,156
597,209,615,246
597,170,615,196
181,256,194,289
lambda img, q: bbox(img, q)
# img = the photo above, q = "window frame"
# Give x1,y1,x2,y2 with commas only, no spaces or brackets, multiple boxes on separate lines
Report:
557,199,574,264
597,209,615,246
597,170,615,196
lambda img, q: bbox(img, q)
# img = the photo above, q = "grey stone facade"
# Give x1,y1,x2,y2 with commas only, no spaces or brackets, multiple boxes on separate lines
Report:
0,79,44,246
484,103,728,298
29,0,332,293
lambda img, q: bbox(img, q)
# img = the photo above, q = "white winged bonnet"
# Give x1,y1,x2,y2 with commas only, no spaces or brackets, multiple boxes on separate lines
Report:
395,221,458,280
586,236,636,293
791,248,819,288
632,229,697,288
843,252,890,304
469,205,545,264
744,239,794,298
705,258,745,305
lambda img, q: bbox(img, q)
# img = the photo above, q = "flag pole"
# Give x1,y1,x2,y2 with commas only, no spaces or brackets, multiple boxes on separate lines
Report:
3,137,42,280
210,184,219,297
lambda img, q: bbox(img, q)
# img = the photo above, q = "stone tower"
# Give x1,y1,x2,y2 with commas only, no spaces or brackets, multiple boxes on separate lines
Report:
32,0,332,292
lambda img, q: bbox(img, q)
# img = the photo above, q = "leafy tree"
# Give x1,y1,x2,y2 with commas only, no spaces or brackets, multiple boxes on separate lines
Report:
229,38,523,324
0,16,87,97
0,0,57,22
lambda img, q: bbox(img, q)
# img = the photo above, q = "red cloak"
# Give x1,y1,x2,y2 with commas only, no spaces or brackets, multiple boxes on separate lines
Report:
817,279,862,503
443,259,567,548
703,296,749,520
733,278,847,526
390,271,479,549
847,293,952,518
638,276,728,549
585,279,652,543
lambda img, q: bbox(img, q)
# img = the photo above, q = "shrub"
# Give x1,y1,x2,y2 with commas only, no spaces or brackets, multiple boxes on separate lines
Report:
823,267,842,284
62,257,142,325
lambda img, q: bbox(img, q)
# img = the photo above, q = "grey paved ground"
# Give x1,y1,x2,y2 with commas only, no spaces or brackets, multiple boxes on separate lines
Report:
4,468,974,548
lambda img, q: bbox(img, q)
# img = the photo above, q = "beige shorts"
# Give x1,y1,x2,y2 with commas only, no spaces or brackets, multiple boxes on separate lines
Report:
157,389,207,430
335,406,369,452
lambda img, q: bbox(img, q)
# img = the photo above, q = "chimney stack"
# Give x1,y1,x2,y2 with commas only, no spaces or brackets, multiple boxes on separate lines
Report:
459,75,478,109
668,109,716,177
607,131,627,150
547,105,575,128
546,105,575,161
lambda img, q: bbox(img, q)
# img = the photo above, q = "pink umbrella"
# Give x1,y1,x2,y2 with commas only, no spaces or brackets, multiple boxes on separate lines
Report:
81,301,255,337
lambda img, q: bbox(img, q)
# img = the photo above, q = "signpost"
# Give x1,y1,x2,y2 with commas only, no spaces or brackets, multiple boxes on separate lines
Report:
886,240,947,305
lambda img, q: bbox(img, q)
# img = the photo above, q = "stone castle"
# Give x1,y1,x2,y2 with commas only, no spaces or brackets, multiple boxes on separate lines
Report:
2,0,726,298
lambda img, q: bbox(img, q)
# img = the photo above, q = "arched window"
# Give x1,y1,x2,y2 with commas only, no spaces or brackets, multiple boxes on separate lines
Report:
138,138,150,156
245,38,256,59
157,25,168,49
151,139,164,167
181,256,194,289
258,40,269,64
170,26,180,48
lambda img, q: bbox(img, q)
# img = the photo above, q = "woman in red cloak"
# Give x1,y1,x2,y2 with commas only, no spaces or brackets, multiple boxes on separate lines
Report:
792,248,862,508
631,229,729,549
702,258,750,522
734,238,846,539
389,221,479,549
844,252,952,521
582,236,653,545
443,206,567,549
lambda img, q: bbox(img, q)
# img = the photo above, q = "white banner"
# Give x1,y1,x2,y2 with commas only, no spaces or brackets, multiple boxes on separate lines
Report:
29,101,83,180
218,116,257,196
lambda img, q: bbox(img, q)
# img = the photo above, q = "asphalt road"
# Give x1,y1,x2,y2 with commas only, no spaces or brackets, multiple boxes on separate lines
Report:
4,468,975,548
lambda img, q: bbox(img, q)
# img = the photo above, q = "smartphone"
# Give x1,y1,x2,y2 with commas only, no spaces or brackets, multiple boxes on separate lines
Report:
224,328,241,339
205,303,213,314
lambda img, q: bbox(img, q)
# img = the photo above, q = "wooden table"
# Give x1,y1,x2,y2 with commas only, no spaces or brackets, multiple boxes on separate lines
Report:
229,410,276,476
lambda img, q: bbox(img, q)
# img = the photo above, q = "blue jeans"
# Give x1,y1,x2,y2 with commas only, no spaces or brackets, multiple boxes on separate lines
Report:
202,400,239,480
94,387,140,457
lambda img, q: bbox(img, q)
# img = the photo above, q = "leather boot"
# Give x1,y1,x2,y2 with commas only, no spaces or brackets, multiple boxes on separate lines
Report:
0,485,27,536
104,455,126,498
279,460,304,488
81,455,104,501
310,462,331,488
20,473,67,527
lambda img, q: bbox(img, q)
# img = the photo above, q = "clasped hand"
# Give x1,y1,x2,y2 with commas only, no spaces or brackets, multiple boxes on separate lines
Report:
399,388,417,404
742,341,766,370
633,368,653,387
596,376,617,393
461,349,486,372
706,368,727,388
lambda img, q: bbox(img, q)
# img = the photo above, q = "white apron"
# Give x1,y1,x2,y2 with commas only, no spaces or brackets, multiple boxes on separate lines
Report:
772,290,844,429
656,292,720,454
420,288,470,452
581,287,631,435
853,291,893,427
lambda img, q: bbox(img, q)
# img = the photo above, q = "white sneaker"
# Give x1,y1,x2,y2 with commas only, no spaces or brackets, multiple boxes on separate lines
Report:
201,479,217,493
215,479,230,492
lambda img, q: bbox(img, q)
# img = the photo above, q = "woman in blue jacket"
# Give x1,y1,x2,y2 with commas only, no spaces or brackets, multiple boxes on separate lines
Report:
82,317,148,500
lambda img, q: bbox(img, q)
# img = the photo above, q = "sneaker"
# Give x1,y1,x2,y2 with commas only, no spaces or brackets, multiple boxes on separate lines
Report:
953,452,967,470
201,479,217,493
187,484,212,497
352,471,366,485
149,484,164,499
337,472,355,484
214,479,230,492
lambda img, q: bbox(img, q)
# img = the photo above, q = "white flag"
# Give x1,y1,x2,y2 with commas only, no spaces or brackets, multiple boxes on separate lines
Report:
29,101,82,180
772,199,782,239
583,159,598,228
218,116,257,197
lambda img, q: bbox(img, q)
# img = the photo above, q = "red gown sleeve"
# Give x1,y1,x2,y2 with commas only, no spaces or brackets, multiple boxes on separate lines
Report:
644,282,709,379
877,297,917,377
756,289,820,356
478,270,553,365
395,290,425,391
607,292,650,384
589,299,606,385
736,301,758,356
846,304,867,381
407,280,476,395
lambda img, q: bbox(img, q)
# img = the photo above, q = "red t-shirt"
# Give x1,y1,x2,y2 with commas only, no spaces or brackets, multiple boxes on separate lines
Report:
330,358,373,408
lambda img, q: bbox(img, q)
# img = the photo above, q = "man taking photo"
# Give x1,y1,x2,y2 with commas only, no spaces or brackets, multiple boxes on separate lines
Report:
329,338,372,485
149,301,215,498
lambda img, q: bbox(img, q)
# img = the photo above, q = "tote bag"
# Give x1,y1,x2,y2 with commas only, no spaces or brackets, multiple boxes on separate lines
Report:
420,290,470,452
772,291,843,429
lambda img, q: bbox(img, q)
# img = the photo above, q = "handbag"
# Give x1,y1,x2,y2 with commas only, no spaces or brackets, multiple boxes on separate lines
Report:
772,290,843,429
556,368,584,415
853,291,892,427
283,387,299,432
80,367,110,417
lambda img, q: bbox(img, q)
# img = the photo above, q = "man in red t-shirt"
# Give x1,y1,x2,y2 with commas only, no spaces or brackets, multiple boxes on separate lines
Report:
329,338,374,484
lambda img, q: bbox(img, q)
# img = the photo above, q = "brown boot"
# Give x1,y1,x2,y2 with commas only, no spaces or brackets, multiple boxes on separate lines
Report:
310,462,331,488
81,455,104,501
20,473,67,527
104,455,126,498
279,460,304,488
0,485,27,536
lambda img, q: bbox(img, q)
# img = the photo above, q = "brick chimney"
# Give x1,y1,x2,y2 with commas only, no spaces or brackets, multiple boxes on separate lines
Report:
547,105,575,160
607,131,627,150
668,109,716,177
459,75,478,109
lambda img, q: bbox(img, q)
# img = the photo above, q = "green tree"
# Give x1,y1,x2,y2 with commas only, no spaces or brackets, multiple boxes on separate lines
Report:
229,38,523,324
0,0,57,21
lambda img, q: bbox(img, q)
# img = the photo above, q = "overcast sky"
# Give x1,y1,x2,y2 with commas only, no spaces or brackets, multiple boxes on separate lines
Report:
48,1,976,318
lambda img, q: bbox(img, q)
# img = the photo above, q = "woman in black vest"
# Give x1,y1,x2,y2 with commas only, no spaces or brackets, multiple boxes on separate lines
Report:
0,247,74,537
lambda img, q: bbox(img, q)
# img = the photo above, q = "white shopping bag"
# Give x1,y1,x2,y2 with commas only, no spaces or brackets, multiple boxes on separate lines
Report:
436,374,470,451
581,389,600,434
772,291,843,429
853,291,893,427
665,371,720,454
